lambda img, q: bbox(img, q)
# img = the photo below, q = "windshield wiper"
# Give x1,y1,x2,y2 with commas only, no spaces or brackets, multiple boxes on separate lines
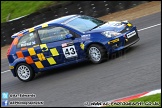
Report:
88,23,105,31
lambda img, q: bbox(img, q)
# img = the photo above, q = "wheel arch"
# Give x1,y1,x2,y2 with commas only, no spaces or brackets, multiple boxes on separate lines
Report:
85,42,108,63
14,62,34,77
14,62,36,82
85,42,107,53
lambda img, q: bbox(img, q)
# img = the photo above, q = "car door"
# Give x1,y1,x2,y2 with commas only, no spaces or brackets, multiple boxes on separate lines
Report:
37,26,85,68
58,27,86,62
67,31,86,61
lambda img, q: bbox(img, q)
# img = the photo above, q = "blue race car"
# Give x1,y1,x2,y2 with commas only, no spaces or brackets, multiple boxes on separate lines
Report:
7,14,139,82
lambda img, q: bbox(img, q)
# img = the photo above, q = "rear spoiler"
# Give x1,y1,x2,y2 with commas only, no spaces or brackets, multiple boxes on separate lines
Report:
11,32,19,38
11,29,28,38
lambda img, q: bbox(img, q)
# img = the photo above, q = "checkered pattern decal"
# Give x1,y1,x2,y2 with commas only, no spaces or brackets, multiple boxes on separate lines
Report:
16,44,59,69
12,23,62,69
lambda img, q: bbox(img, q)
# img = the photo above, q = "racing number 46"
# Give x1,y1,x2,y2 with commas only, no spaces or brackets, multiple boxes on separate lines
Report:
62,45,78,58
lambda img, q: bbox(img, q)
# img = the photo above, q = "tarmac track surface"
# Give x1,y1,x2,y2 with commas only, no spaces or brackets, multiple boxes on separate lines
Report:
1,12,161,107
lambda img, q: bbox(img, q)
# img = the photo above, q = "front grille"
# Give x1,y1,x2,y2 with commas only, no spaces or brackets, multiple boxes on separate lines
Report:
124,33,139,46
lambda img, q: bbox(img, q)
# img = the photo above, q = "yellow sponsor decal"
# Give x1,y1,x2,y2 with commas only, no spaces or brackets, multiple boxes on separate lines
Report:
80,43,84,50
108,38,119,44
28,48,36,56
37,53,43,61
37,53,46,61
40,44,48,52
35,61,44,68
42,23,48,28
50,48,59,56
9,66,14,69
29,28,35,32
127,23,132,27
47,57,56,65
40,53,46,60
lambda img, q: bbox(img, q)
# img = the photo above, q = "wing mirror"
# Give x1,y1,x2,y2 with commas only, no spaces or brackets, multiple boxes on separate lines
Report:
65,34,73,39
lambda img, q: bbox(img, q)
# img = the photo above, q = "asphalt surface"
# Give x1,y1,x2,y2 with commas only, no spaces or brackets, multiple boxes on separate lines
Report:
1,12,161,107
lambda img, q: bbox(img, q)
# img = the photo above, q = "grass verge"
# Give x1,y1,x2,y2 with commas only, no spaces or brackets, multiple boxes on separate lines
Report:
105,93,161,107
1,1,62,22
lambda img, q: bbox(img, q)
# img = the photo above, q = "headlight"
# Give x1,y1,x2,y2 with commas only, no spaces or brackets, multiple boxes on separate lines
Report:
102,31,122,38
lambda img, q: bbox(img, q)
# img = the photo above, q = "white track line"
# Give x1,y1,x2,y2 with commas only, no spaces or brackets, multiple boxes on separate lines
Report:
1,70,11,74
137,23,161,31
1,23,161,74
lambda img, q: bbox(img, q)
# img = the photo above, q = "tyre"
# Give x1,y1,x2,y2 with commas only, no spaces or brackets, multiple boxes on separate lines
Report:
87,44,107,64
15,63,35,82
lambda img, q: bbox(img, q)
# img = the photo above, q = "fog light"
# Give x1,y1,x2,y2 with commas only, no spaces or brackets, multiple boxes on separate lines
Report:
112,44,118,48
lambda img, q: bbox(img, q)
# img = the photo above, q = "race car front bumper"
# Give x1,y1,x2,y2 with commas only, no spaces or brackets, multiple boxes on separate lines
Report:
107,27,140,53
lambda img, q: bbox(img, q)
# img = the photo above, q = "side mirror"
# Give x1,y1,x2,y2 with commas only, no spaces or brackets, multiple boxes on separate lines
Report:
65,34,73,39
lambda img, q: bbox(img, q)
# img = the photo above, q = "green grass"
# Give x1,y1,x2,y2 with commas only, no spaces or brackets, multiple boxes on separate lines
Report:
130,93,161,107
1,1,68,23
105,93,161,107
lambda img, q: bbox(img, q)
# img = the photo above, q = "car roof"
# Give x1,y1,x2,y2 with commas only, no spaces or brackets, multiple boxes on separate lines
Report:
11,14,79,38
34,14,78,27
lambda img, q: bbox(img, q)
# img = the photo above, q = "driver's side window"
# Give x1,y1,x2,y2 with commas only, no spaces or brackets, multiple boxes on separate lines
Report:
38,26,70,43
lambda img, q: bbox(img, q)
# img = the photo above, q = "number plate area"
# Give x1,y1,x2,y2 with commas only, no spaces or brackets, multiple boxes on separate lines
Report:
62,45,78,59
127,30,136,38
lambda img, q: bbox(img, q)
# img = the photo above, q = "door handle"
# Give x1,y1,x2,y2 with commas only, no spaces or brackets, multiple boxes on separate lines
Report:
42,47,47,50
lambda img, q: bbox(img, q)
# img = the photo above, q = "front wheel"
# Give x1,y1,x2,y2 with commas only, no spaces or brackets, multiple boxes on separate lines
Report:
87,44,107,64
15,63,35,82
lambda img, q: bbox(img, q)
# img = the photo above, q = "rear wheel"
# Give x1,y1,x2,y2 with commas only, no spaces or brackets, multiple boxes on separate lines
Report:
15,63,35,82
87,44,107,64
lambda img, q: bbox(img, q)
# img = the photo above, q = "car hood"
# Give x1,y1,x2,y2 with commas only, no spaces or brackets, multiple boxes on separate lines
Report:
86,21,126,33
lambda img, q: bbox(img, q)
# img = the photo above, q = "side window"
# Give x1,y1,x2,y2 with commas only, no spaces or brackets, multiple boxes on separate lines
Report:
70,31,80,38
17,32,38,48
38,26,70,43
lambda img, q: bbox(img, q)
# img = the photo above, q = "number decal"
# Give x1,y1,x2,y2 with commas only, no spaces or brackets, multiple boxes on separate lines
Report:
62,45,77,58
70,47,75,54
65,49,70,55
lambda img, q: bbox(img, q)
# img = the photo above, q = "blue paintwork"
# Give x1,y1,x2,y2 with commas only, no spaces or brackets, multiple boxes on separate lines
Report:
7,15,140,77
